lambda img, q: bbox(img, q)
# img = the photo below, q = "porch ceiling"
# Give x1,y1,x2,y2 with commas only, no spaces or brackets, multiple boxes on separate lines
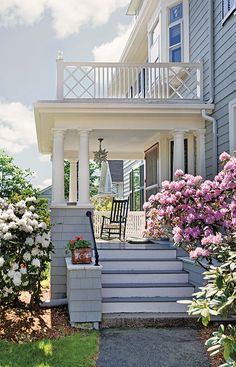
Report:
34,101,214,158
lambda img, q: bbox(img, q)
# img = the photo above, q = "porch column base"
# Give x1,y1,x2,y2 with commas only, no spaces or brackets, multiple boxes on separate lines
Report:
66,258,102,326
50,206,94,300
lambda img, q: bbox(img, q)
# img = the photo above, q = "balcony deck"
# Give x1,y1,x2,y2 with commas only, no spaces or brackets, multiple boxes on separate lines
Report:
56,58,203,103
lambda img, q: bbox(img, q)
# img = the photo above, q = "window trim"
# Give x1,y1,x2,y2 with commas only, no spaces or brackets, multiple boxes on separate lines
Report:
222,0,236,24
149,19,161,62
168,2,183,62
144,143,159,192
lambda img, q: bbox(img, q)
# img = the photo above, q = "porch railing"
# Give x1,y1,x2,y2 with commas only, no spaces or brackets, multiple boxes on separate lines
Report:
94,211,146,239
56,57,203,102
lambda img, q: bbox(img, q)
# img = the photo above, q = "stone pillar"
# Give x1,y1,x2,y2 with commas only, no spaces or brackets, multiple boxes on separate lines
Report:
78,130,91,206
173,130,185,176
69,159,78,202
52,129,65,204
187,133,195,175
196,128,206,178
66,258,102,328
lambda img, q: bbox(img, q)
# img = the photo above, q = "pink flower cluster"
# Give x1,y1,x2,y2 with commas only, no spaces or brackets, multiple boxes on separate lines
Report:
144,153,236,260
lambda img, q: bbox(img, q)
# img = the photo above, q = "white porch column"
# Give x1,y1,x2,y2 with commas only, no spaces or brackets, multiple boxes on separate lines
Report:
69,159,78,202
78,130,91,206
173,130,185,176
196,128,206,178
52,129,65,204
187,133,195,175
159,134,169,183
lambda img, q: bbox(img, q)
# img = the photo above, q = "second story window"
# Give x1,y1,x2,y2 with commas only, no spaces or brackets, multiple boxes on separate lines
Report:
169,3,183,62
149,20,160,63
222,0,236,22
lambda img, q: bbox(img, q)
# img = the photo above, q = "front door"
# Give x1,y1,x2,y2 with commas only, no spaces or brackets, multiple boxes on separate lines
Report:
145,143,159,200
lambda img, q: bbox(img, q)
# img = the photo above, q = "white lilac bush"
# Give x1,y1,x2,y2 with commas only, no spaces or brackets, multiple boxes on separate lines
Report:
0,197,53,305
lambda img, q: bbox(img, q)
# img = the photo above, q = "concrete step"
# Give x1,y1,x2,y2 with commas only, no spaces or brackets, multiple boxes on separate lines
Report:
100,258,183,271
102,283,194,298
102,270,189,284
98,248,177,260
102,296,190,313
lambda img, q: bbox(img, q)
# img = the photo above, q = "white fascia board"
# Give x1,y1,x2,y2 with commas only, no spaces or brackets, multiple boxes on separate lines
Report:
34,101,214,116
120,0,156,62
126,0,143,15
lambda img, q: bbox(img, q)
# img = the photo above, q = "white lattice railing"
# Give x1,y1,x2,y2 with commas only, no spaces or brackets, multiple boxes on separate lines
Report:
93,211,146,239
56,56,203,101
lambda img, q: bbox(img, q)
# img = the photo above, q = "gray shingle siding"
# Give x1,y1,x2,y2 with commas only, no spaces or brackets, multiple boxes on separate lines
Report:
213,0,236,165
189,0,236,177
189,0,211,102
189,0,213,178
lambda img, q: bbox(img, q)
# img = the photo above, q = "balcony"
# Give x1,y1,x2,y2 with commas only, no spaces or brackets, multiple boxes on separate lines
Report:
56,57,203,103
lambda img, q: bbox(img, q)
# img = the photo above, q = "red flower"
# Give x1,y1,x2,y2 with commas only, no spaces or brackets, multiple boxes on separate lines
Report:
70,240,75,245
74,235,83,240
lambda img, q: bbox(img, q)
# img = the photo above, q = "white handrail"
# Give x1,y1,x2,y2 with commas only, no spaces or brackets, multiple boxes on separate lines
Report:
57,58,203,101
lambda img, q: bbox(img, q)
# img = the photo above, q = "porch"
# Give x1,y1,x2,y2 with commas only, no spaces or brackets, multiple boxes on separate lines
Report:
34,56,212,321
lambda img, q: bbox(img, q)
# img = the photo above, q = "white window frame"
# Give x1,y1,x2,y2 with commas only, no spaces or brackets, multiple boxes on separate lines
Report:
147,0,189,63
168,2,183,62
222,0,236,24
149,19,161,63
168,18,183,62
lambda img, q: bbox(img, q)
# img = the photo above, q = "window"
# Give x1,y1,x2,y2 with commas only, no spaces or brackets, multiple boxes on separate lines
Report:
129,165,144,211
222,0,236,22
145,144,159,200
149,20,160,63
169,3,183,62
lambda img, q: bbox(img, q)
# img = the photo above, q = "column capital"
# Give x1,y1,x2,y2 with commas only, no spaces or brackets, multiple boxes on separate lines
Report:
52,128,66,137
195,128,206,137
172,129,188,137
68,158,78,163
78,129,92,136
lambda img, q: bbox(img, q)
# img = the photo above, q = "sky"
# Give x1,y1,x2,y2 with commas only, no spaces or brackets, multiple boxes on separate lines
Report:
0,0,133,189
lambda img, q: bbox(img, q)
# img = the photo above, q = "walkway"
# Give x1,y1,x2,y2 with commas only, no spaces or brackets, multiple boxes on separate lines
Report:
96,328,210,367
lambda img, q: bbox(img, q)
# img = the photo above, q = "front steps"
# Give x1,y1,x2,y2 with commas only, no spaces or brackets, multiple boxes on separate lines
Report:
98,241,194,314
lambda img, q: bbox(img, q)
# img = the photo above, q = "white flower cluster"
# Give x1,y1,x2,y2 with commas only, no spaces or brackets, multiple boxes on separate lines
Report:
0,197,52,301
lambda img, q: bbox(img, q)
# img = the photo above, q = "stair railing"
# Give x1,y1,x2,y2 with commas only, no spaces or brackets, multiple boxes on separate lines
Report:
86,211,99,266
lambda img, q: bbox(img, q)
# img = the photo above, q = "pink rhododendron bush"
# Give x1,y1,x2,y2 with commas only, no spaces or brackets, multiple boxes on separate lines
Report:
144,152,236,262
0,197,53,306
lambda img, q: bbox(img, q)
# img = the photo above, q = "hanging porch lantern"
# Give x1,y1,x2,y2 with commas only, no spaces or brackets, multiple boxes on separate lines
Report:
93,138,108,166
93,138,115,197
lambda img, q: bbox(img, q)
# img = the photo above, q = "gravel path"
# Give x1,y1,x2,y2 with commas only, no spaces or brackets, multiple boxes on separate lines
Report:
96,328,210,367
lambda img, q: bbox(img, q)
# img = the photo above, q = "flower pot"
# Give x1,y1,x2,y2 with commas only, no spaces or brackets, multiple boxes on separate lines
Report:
71,248,92,264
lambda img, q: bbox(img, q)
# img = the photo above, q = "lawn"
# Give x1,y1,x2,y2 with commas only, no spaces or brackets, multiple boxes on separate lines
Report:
0,332,99,367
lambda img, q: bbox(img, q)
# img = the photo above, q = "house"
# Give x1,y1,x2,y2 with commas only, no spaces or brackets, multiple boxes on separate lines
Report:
34,0,236,323
123,0,236,203
40,185,53,206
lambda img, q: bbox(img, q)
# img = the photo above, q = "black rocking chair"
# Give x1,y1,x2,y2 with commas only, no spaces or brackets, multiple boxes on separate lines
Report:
100,198,129,240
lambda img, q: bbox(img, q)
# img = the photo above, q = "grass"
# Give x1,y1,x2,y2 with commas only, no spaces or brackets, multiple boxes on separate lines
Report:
0,332,99,367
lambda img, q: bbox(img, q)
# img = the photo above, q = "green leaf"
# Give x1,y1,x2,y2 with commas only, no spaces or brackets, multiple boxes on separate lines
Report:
223,344,231,360
216,275,224,289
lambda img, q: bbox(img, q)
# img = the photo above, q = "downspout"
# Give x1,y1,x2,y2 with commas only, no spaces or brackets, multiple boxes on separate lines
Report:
208,0,214,104
40,298,68,308
200,2,217,177
201,109,217,177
